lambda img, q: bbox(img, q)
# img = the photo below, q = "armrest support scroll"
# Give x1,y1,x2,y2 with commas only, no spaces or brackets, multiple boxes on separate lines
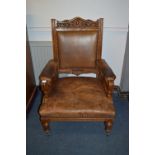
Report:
97,59,116,97
39,60,58,96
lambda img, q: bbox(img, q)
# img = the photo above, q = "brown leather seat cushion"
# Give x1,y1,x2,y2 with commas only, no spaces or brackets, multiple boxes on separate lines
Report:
39,77,115,118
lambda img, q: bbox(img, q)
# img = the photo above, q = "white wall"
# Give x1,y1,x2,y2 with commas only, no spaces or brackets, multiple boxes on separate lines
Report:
120,30,129,91
27,0,129,85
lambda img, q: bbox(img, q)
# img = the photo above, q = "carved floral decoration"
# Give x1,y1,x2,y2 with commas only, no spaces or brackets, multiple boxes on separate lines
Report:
57,17,98,28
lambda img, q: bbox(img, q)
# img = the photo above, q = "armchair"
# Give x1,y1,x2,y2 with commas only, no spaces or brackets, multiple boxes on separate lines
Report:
39,17,116,134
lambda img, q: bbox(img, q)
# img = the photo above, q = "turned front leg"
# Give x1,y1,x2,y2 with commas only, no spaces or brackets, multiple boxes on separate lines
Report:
41,120,50,133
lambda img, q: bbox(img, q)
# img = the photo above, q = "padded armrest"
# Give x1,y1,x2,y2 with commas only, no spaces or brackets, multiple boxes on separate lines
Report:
97,59,116,97
97,59,116,80
39,60,58,96
40,60,58,80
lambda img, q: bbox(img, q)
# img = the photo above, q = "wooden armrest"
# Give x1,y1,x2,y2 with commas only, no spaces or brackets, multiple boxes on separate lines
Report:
39,60,58,96
97,59,116,97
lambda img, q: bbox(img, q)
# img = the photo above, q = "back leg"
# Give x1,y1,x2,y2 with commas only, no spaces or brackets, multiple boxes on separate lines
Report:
104,120,113,135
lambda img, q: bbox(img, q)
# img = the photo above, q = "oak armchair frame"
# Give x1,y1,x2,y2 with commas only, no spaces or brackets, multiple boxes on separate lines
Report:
39,17,116,134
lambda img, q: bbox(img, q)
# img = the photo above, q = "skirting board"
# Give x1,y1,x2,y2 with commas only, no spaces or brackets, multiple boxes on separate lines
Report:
114,85,129,100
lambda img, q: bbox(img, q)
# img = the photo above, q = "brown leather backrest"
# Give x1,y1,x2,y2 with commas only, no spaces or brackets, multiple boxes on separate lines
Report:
51,17,103,74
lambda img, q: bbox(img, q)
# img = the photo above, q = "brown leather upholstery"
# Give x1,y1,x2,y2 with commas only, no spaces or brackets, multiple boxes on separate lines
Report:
39,17,116,134
58,31,97,68
39,77,115,118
